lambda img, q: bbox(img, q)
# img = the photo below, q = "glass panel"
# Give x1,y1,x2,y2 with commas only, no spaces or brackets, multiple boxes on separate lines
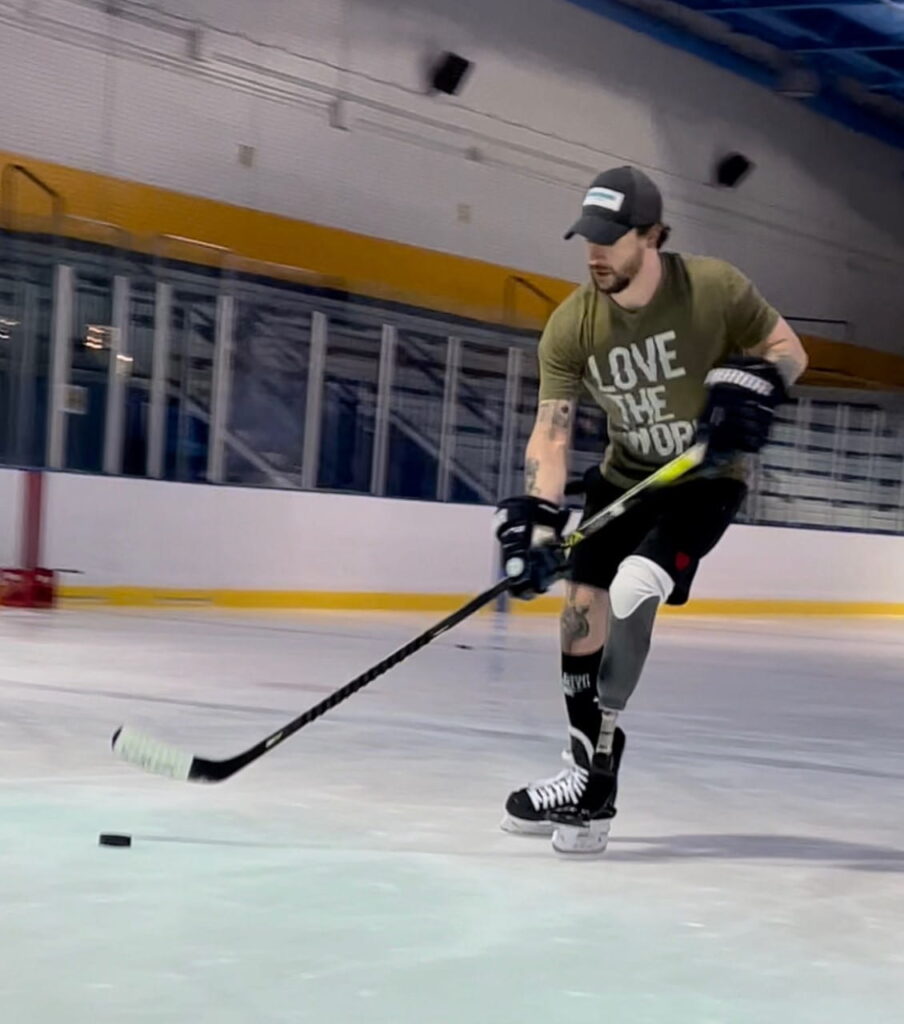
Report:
872,410,903,531
65,266,114,473
450,340,508,504
385,329,446,500
0,275,52,468
164,285,218,483
0,274,23,464
0,235,56,469
317,314,382,492
747,395,904,536
122,274,156,477
225,290,312,487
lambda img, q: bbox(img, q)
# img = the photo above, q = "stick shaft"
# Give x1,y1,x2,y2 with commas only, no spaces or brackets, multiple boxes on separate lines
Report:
115,444,707,782
229,579,510,770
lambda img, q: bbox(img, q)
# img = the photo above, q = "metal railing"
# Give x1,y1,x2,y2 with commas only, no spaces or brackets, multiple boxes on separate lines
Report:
0,228,901,534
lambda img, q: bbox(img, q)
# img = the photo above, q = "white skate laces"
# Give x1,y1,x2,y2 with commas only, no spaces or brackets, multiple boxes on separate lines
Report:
526,764,589,811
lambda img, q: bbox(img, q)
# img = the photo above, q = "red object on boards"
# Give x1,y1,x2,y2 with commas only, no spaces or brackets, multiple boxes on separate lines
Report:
1,471,57,608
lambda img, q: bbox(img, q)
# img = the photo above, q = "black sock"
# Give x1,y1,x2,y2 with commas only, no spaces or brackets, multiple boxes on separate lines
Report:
561,649,604,744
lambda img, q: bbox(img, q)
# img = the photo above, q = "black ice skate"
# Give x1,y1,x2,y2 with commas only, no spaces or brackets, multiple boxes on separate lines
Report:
500,730,593,836
549,727,626,857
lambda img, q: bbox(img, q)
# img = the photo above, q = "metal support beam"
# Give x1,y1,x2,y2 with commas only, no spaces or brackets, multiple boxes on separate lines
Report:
698,0,874,12
147,281,172,479
827,399,845,528
370,323,397,496
437,336,461,501
794,44,904,55
866,407,881,526
102,274,131,475
206,292,235,483
898,435,904,534
46,264,74,470
301,311,327,490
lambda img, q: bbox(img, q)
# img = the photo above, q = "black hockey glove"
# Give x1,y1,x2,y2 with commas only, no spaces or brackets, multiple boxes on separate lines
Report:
698,356,788,455
495,496,570,600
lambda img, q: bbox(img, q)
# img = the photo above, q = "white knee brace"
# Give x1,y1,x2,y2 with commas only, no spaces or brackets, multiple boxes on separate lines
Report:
609,555,674,620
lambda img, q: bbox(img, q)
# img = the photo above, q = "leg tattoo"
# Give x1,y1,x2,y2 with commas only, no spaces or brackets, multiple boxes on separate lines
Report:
561,600,591,650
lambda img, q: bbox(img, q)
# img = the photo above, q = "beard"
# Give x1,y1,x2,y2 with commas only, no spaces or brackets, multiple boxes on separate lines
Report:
591,247,644,295
594,271,632,295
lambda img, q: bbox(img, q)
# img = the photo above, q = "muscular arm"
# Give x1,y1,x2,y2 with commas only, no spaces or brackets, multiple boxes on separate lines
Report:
524,399,575,503
748,316,808,387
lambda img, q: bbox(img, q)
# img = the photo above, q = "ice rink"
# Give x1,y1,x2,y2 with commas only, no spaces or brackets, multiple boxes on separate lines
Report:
1,606,902,1023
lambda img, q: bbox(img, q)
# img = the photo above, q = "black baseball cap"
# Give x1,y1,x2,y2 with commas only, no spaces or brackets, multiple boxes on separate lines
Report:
565,166,663,245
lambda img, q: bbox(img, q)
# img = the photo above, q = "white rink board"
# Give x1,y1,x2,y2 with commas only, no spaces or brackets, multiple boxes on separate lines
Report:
42,473,496,593
0,469,22,569
21,471,904,603
694,523,904,603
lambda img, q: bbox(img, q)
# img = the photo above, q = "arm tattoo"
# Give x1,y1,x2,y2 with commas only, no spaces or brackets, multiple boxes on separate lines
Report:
525,457,540,496
536,400,575,442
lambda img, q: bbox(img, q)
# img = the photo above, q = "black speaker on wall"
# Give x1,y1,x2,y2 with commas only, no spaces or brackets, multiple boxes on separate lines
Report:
428,52,473,95
714,152,754,188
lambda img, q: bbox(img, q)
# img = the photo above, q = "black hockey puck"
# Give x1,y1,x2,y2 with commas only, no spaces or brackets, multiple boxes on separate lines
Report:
98,833,132,848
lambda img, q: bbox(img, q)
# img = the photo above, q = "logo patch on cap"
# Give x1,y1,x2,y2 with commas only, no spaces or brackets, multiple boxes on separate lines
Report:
583,187,625,212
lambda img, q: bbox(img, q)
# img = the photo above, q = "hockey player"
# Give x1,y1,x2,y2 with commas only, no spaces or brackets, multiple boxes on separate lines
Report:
494,166,808,855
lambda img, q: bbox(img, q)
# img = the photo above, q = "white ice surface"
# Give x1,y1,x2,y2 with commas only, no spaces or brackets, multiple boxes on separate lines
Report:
0,608,903,1023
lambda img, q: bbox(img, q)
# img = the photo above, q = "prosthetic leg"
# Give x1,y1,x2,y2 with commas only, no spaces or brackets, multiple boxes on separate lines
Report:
551,555,673,856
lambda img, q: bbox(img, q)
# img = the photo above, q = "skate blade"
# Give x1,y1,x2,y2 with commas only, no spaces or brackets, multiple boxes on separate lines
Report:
500,813,555,837
551,819,611,858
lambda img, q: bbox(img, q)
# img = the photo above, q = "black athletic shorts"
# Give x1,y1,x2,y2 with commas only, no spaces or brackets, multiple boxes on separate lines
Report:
568,466,747,606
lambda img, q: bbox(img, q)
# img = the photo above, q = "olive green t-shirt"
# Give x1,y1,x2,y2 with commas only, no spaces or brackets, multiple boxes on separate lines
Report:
538,252,780,487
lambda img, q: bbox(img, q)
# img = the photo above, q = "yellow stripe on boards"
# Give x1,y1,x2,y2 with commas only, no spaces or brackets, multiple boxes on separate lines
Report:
58,587,904,617
59,587,475,613
510,596,904,617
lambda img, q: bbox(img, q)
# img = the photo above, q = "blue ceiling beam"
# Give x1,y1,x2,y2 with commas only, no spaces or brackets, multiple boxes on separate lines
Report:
696,0,875,11
723,12,832,45
795,43,904,52
562,0,904,148
786,8,889,45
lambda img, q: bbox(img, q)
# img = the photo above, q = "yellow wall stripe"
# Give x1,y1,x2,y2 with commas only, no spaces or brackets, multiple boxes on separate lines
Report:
1,149,569,327
4,148,903,385
59,586,904,617
512,596,904,617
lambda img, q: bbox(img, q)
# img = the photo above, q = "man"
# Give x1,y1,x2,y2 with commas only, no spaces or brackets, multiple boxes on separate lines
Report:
494,165,808,856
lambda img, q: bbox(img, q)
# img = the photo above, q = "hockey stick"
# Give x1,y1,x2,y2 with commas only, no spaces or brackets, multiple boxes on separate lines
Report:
112,442,707,783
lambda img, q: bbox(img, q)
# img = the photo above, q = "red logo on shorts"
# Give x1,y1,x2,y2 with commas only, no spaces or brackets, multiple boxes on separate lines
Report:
675,552,692,571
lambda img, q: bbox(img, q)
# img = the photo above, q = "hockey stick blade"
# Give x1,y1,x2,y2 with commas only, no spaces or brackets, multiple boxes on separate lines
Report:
112,577,511,783
112,725,231,782
112,726,194,781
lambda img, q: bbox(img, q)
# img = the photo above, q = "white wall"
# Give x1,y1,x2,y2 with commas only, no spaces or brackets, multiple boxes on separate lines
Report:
42,473,497,593
1,0,903,350
21,471,904,605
